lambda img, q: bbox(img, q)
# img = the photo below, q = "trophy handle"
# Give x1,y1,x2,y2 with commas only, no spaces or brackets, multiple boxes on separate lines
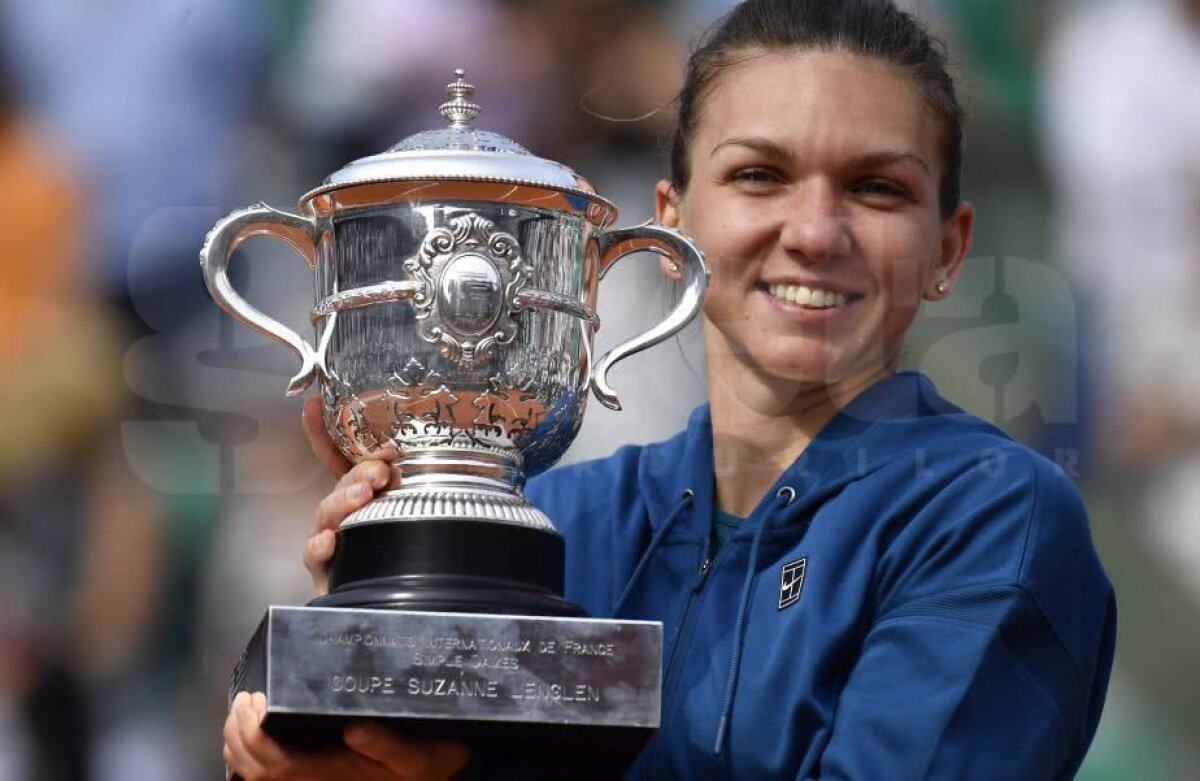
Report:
200,204,320,396
590,221,709,411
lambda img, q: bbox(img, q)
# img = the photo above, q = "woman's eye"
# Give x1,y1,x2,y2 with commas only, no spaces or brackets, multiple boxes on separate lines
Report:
853,179,909,200
729,167,784,188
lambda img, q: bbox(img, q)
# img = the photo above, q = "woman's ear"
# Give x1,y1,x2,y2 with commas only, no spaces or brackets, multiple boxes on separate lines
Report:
925,202,974,301
655,179,681,227
655,179,685,281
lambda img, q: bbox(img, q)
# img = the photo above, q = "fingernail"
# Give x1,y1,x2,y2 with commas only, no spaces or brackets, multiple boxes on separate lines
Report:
349,483,370,501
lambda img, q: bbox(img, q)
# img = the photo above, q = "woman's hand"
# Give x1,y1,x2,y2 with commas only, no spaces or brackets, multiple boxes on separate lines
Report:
302,396,352,478
224,692,470,781
301,397,392,595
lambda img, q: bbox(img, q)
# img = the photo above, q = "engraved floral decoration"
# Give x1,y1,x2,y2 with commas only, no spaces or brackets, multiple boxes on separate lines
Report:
471,370,544,444
404,213,531,366
384,357,462,446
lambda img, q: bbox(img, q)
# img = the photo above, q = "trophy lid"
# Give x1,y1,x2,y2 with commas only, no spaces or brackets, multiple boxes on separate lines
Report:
302,69,611,214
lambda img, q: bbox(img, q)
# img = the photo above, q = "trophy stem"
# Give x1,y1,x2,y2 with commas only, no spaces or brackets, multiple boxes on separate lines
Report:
390,447,524,494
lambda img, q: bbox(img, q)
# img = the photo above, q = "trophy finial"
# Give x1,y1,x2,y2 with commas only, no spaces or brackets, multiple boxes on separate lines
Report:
439,68,482,130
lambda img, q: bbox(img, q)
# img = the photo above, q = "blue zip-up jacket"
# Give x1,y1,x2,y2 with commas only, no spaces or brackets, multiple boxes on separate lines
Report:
526,373,1115,780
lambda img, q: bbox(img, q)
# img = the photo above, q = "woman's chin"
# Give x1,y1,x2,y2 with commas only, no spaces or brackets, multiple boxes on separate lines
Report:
740,352,841,386
739,350,890,391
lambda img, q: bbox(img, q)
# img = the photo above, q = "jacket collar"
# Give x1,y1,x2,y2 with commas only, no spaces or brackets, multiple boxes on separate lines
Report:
639,403,716,534
637,372,1005,529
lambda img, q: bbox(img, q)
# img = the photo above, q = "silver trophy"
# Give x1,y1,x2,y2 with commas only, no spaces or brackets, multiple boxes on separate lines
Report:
201,71,707,778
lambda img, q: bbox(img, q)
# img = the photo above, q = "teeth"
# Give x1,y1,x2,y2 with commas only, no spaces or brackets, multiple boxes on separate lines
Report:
768,283,848,309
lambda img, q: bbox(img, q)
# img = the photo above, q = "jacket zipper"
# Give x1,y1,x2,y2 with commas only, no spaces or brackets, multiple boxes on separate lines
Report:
643,542,719,776
660,539,723,708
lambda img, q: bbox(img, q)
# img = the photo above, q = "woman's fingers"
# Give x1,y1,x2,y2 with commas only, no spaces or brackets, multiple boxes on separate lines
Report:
313,461,391,537
303,529,336,596
224,693,410,781
332,458,393,495
223,695,263,778
306,460,391,594
302,396,352,478
225,692,293,780
345,722,471,781
315,474,371,533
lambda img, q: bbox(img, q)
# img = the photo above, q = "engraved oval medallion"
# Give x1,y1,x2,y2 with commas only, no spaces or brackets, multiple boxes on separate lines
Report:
437,252,503,336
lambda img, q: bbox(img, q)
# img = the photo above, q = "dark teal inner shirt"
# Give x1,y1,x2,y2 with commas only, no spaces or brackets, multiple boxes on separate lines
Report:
711,508,744,557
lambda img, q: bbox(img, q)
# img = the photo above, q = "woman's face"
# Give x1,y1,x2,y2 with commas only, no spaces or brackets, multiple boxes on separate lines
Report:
658,50,972,392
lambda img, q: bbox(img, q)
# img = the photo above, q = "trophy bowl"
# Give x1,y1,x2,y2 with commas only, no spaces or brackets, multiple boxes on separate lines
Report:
201,70,707,617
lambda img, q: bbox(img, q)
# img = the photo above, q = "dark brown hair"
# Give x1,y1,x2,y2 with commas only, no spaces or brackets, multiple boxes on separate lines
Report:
669,0,964,218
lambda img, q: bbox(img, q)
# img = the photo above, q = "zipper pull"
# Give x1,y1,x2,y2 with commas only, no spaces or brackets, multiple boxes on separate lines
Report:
693,558,713,591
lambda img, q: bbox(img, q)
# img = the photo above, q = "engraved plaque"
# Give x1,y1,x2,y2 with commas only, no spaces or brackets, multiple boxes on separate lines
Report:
234,606,662,780
249,606,660,726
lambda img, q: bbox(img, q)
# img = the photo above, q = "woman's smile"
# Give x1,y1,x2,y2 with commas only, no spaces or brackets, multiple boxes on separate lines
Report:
760,276,863,312
762,282,854,310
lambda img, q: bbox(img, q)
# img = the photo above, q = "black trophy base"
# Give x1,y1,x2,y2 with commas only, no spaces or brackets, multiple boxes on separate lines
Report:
311,518,584,617
232,606,662,781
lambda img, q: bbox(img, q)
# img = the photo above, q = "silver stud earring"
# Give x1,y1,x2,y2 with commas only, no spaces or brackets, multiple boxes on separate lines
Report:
668,260,681,275
935,280,948,294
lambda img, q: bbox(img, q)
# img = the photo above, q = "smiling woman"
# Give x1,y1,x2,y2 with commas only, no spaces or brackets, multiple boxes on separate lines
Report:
664,53,963,383
226,1,1115,780
657,48,975,517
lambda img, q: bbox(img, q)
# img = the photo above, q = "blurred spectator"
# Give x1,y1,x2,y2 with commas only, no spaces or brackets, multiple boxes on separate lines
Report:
1042,0,1200,772
0,0,272,334
0,34,125,781
1043,0,1200,469
0,12,226,780
277,0,561,171
1042,0,1200,582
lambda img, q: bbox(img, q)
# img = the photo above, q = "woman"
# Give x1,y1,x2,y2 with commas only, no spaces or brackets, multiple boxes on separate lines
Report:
225,0,1115,778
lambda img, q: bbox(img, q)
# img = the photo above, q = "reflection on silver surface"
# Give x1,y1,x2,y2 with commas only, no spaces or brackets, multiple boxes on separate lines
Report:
438,253,501,336
318,202,594,485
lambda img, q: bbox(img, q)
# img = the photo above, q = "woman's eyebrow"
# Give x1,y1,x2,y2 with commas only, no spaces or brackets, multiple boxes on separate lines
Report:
710,139,931,177
710,136,794,163
849,150,931,175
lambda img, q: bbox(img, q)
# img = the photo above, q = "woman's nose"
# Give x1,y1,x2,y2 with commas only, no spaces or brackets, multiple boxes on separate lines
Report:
777,180,851,263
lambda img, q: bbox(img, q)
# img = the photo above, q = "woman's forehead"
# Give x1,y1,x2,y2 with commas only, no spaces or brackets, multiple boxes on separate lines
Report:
696,50,940,164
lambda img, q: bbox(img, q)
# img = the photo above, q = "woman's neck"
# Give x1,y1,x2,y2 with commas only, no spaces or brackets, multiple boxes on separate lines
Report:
706,352,891,518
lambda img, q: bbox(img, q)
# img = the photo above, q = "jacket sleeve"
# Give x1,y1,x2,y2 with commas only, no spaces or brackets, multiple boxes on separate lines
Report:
805,454,1116,781
804,585,1115,780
